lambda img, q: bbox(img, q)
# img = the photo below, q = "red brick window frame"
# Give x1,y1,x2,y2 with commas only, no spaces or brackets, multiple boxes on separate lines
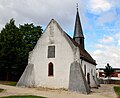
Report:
48,62,54,76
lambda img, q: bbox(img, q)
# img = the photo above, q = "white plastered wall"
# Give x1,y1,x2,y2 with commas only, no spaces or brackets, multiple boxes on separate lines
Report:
28,20,76,89
81,60,97,87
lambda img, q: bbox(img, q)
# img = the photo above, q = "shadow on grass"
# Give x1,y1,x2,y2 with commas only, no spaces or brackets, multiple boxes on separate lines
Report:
0,95,46,98
0,88,4,93
0,81,17,86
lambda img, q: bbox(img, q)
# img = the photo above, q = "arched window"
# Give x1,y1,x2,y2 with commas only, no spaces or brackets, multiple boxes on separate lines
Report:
84,65,86,77
48,62,54,76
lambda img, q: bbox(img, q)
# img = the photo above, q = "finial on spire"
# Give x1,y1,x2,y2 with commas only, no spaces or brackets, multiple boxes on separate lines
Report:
74,3,84,48
76,3,78,11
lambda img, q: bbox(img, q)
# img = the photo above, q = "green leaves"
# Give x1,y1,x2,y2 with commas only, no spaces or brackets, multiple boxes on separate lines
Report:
0,18,43,81
19,23,42,51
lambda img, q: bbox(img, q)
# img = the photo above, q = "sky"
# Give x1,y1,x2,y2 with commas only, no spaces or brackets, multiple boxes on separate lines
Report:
0,0,120,68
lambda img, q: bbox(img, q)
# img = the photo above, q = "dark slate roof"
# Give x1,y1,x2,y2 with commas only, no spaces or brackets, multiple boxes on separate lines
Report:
73,10,84,38
66,33,97,65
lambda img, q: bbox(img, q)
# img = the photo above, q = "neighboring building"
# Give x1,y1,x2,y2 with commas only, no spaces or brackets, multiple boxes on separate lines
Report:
17,8,99,94
97,68,120,84
96,68,120,78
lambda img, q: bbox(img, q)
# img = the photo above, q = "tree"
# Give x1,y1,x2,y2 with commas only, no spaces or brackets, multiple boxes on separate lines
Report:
104,63,114,78
0,19,22,80
18,23,43,80
0,19,43,81
19,23,42,51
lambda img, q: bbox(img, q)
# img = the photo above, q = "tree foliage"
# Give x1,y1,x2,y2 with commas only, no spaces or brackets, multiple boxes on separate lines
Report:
19,23,42,51
104,63,114,78
0,19,42,81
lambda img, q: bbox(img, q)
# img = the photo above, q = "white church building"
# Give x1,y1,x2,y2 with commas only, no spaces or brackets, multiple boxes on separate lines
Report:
17,8,99,94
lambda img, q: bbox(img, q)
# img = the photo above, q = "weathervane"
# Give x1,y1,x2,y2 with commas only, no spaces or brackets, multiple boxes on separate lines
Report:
76,3,78,11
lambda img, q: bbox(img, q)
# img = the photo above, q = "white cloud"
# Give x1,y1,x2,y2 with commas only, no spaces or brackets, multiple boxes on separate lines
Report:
100,36,114,44
92,45,120,68
118,40,120,46
0,0,83,32
116,32,120,38
96,11,116,24
110,0,120,9
95,44,105,49
93,50,104,56
88,0,112,14
115,32,120,46
91,31,120,68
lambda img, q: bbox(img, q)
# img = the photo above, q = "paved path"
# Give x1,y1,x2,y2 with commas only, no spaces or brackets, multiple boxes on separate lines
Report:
0,84,117,98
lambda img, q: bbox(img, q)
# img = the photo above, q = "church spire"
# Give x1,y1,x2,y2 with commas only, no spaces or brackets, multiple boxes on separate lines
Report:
73,4,84,49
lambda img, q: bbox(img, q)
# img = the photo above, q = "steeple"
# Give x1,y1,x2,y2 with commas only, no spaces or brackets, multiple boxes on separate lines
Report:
73,4,85,49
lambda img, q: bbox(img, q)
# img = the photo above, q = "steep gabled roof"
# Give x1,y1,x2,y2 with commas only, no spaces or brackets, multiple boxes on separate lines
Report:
47,19,96,65
73,9,84,38
66,33,96,65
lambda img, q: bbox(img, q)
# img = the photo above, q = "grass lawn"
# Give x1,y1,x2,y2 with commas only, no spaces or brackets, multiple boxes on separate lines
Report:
0,81,17,86
0,88,4,93
0,95,46,98
114,86,120,98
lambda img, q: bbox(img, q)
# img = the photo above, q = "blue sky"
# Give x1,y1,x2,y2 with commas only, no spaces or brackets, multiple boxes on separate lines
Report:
81,0,120,68
0,0,120,68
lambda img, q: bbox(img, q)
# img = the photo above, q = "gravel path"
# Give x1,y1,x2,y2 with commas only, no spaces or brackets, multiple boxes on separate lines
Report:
0,84,117,98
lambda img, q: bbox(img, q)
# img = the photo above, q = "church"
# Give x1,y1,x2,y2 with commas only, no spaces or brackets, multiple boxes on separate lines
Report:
17,8,99,94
